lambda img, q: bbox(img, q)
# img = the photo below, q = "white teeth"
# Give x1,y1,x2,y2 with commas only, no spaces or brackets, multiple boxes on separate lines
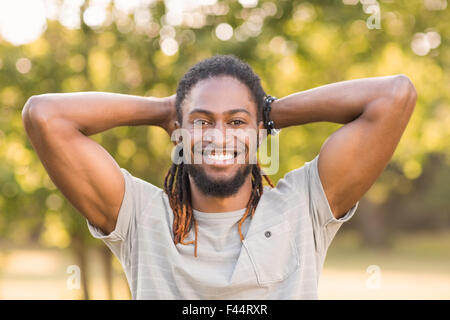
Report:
206,153,233,161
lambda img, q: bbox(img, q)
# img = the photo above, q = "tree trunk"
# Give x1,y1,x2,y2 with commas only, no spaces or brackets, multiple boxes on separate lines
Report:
101,245,113,300
358,198,390,248
72,236,90,300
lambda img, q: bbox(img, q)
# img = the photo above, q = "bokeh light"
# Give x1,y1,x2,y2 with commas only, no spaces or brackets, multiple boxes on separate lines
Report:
58,0,85,30
411,31,441,56
215,23,233,41
160,38,179,56
15,58,32,74
239,0,258,9
83,5,107,28
423,0,447,10
0,0,47,45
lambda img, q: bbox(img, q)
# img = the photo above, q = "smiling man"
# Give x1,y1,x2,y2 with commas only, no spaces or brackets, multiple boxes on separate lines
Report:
22,55,417,299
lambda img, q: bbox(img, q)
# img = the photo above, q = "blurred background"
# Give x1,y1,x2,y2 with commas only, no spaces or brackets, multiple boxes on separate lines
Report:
0,0,449,299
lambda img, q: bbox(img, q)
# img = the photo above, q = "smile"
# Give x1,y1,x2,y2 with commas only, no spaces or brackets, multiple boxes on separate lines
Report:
191,148,246,165
206,152,235,161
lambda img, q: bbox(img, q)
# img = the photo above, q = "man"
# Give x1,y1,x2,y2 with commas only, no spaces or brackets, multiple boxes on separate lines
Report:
22,55,416,299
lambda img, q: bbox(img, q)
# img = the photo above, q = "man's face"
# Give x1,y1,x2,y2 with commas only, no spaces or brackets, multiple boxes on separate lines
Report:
178,75,263,197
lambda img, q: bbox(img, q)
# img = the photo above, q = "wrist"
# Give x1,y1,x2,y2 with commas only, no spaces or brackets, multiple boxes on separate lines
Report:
269,93,315,128
148,95,176,134
267,98,285,129
263,95,281,135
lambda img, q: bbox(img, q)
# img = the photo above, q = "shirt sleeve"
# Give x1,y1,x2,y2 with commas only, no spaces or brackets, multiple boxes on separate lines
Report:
305,154,359,253
278,154,359,255
86,167,160,266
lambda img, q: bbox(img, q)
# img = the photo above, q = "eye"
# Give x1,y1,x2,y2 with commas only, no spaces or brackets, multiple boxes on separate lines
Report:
193,119,210,126
230,119,246,126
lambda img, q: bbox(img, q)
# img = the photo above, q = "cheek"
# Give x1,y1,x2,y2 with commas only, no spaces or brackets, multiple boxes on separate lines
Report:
232,129,259,151
182,127,202,150
190,136,203,152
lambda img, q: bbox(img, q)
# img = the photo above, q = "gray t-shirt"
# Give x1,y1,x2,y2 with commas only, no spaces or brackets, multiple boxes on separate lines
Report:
87,154,358,299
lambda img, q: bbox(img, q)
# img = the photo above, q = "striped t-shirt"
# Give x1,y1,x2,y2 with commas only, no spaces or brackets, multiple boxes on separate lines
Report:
87,154,358,299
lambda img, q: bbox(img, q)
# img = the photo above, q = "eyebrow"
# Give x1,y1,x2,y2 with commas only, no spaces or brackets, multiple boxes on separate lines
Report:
189,108,251,116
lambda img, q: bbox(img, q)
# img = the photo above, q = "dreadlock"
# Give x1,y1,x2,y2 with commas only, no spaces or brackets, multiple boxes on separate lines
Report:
164,55,274,257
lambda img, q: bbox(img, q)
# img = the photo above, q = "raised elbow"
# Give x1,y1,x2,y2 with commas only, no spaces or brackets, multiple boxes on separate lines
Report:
22,94,54,129
391,74,417,109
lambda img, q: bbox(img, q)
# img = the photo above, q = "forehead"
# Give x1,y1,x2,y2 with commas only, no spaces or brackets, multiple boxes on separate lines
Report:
182,76,257,118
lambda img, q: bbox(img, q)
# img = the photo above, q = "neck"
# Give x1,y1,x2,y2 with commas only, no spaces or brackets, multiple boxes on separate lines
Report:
189,175,253,213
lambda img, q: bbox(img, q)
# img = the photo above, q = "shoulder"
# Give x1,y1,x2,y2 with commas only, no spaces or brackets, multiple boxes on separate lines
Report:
120,168,162,192
257,157,318,216
119,168,165,212
269,155,318,196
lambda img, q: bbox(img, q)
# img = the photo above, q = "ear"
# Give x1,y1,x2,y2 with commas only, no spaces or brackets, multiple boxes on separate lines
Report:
171,120,181,146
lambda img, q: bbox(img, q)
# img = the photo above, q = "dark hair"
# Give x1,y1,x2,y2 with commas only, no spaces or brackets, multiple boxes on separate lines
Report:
165,55,273,257
175,54,267,122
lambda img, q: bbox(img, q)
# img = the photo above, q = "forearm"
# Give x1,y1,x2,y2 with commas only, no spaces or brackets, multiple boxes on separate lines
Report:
271,75,411,128
22,92,172,136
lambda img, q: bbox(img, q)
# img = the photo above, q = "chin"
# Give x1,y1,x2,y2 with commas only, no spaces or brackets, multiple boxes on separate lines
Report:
185,163,252,198
203,163,243,178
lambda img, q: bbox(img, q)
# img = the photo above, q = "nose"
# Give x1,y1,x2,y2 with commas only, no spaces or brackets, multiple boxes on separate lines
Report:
203,121,229,148
212,121,226,145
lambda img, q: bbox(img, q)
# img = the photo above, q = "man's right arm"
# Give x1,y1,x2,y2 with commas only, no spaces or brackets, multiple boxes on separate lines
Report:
22,92,175,235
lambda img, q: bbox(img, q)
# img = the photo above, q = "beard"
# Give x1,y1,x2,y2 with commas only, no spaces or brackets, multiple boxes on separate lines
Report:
185,164,252,198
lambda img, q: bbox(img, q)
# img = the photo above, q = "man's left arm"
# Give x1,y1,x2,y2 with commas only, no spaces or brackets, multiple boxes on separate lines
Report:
271,75,417,219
